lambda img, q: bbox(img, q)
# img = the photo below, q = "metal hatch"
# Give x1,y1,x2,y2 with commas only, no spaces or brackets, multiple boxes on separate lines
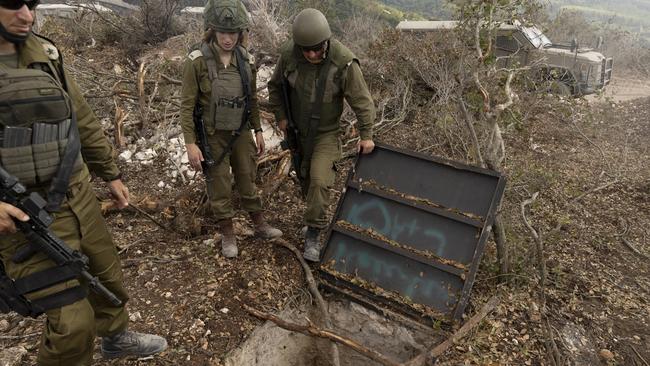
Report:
319,143,506,321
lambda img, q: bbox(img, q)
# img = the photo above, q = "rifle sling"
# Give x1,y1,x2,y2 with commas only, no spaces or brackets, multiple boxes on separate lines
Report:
30,286,87,315
13,263,79,295
44,113,80,212
301,58,332,173
1,261,87,317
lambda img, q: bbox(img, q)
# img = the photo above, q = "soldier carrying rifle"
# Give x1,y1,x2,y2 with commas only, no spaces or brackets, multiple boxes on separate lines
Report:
268,8,376,262
0,0,167,363
180,0,282,259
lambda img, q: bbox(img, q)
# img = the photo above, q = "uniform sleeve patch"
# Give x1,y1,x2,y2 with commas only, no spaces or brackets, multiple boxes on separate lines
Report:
188,50,203,61
42,43,59,60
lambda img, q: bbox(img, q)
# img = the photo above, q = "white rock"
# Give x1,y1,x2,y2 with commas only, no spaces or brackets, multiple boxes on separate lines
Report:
0,319,10,332
157,181,165,188
220,308,230,314
119,150,133,161
135,149,158,161
129,311,143,322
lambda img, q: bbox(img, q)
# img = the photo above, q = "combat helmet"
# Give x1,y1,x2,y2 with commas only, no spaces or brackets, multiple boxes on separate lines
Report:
204,0,249,32
292,8,332,47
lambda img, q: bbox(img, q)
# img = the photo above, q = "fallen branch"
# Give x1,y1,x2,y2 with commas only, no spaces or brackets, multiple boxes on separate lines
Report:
570,179,618,204
129,203,174,232
137,61,148,129
113,98,129,148
521,192,562,366
245,305,398,366
403,296,499,366
122,255,189,267
257,149,289,166
631,345,650,366
101,200,174,233
0,332,40,340
621,237,649,259
262,154,291,196
273,238,340,366
161,73,182,85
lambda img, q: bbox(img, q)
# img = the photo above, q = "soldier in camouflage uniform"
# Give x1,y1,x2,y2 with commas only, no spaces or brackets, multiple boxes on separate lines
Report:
0,0,166,364
180,0,282,258
268,8,376,262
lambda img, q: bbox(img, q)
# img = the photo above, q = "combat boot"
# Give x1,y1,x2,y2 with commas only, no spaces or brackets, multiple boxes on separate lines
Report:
303,227,321,262
101,330,167,359
250,211,283,239
219,218,238,258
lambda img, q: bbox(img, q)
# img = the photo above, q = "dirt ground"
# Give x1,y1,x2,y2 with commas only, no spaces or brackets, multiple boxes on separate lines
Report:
1,33,649,365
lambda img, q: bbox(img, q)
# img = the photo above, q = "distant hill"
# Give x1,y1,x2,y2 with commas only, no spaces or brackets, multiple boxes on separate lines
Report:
378,0,453,19
549,0,650,39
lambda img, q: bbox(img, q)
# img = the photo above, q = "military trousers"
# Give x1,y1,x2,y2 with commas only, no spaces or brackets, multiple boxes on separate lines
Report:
206,130,262,220
0,175,129,366
300,133,341,229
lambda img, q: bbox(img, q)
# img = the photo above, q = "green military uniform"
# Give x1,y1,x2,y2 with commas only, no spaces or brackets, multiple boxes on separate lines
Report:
268,39,376,228
180,42,263,220
0,33,129,365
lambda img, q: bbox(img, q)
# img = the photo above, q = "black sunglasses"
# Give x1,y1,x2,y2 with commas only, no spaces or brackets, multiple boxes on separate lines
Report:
300,41,325,53
0,0,39,10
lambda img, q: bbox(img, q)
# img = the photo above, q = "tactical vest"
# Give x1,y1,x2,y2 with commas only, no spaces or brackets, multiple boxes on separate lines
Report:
0,44,82,207
199,43,254,132
0,37,87,318
280,39,357,138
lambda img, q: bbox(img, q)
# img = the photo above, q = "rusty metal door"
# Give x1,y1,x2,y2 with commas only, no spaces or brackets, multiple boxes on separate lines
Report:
319,143,506,321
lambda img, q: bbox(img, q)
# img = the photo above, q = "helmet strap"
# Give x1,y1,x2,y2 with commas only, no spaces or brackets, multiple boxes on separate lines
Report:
0,22,28,44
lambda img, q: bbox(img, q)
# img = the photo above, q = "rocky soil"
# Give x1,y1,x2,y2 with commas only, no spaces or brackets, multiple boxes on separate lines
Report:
1,23,649,366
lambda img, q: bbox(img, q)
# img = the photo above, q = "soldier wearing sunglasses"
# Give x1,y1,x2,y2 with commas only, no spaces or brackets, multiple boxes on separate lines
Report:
0,0,166,364
268,8,376,262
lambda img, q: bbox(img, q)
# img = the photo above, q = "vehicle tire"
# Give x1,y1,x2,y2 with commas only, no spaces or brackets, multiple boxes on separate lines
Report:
546,80,572,97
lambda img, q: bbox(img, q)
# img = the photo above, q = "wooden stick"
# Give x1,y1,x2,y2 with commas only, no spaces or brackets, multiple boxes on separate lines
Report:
621,237,649,259
137,61,148,129
402,296,499,366
129,203,173,232
245,305,399,366
257,150,289,166
161,73,182,85
631,345,650,366
0,332,40,340
273,238,341,366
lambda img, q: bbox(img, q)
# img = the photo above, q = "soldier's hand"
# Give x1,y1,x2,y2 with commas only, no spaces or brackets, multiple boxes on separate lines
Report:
0,202,29,234
186,143,204,172
255,131,265,155
108,179,130,209
358,139,375,154
278,119,288,137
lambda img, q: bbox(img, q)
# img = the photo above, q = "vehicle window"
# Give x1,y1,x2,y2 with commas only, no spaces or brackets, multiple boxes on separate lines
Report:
496,35,520,52
520,26,552,48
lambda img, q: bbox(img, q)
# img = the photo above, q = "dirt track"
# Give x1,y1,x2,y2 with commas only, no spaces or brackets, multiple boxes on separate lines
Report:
590,76,650,102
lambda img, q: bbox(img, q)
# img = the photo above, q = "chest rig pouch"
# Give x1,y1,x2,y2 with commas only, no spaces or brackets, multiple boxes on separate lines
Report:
201,43,253,131
0,66,82,212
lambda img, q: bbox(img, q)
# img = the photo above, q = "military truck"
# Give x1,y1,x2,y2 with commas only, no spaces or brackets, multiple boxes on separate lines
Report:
396,20,613,97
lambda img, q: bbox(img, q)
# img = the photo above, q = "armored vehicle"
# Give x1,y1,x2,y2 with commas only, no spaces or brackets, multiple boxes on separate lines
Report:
397,20,613,96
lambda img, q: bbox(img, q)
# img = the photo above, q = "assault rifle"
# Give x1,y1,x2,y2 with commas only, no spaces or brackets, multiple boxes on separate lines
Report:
0,165,122,308
279,77,303,181
193,104,215,173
